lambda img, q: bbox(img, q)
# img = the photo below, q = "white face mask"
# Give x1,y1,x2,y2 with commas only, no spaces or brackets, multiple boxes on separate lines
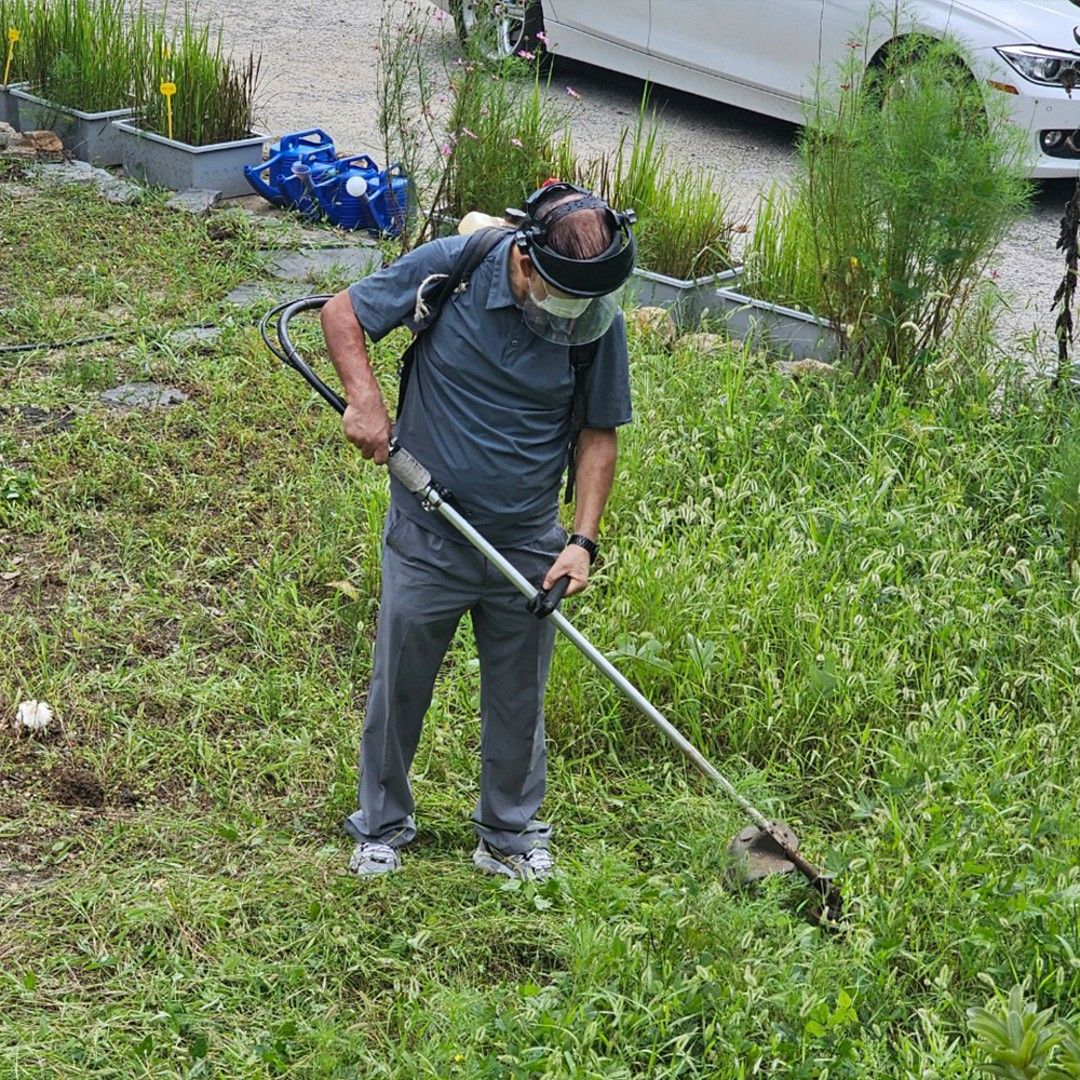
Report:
535,292,591,319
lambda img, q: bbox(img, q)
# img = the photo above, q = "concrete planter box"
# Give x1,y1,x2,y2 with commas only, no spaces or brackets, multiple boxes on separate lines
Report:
704,271,840,361
113,120,268,198
10,87,131,164
0,82,28,129
629,267,741,329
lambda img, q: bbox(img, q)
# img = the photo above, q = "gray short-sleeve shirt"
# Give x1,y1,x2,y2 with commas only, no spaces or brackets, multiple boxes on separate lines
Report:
347,232,632,546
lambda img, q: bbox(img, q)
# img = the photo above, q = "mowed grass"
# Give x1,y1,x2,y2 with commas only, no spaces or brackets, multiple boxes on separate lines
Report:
2,176,1079,1078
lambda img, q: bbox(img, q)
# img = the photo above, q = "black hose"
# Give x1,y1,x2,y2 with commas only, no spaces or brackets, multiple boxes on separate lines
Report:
263,295,345,414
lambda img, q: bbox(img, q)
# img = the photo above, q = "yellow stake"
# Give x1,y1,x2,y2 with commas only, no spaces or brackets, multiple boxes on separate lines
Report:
160,81,176,141
3,28,20,88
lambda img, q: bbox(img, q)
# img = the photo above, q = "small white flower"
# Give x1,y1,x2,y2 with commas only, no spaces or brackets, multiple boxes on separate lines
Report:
15,700,53,735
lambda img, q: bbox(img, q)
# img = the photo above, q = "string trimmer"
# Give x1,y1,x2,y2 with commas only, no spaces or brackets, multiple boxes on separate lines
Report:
261,295,844,928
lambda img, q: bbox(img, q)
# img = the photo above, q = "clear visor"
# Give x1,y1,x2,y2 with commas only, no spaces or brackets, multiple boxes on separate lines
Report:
522,277,623,346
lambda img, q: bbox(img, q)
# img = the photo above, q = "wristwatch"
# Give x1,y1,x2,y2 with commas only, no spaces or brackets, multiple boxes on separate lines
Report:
568,533,599,564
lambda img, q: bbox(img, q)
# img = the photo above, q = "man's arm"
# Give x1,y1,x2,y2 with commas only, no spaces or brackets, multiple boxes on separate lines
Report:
542,427,618,597
321,290,391,465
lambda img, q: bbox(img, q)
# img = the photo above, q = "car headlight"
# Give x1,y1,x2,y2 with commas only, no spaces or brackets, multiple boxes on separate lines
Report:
996,45,1080,87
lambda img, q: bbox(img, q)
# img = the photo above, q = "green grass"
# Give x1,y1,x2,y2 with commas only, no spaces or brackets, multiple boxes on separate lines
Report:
2,173,1080,1078
13,0,148,114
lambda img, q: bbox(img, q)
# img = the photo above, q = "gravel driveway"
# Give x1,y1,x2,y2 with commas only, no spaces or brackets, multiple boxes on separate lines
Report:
156,0,1071,371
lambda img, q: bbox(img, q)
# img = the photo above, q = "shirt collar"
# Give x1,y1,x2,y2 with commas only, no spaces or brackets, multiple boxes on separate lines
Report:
485,236,520,310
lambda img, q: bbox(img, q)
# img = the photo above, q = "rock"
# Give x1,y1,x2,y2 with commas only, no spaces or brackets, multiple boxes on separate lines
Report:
775,358,836,379
168,326,223,349
1,144,37,162
35,160,97,183
0,121,18,149
32,159,144,203
100,179,143,205
679,332,728,353
264,246,382,282
225,281,320,308
165,188,222,216
22,129,64,158
100,382,189,409
0,182,37,199
226,281,277,307
627,306,676,344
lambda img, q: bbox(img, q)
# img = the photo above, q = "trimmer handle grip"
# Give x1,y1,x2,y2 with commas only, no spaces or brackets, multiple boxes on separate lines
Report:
387,440,432,494
528,574,572,619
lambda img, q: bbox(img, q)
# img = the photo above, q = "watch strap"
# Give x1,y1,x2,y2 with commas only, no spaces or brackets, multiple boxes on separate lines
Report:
568,533,598,564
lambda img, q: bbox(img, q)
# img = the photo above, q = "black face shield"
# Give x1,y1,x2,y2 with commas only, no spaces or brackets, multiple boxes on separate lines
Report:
509,182,637,345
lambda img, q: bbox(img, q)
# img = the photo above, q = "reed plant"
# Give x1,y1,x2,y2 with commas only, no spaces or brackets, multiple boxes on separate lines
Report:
0,0,30,84
15,0,148,113
588,95,734,280
743,183,824,312
133,10,260,146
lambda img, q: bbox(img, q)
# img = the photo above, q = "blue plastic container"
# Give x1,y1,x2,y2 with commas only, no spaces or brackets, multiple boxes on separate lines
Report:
279,160,340,220
243,128,337,206
363,164,411,237
311,154,382,230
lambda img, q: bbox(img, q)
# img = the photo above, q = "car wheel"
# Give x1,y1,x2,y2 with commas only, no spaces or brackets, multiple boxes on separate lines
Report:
452,1,544,62
869,39,985,133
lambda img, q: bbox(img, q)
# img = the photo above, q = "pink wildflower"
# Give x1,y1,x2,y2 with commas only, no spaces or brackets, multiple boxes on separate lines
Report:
536,29,548,45
517,49,535,60
461,127,478,139
565,86,580,99
440,143,453,157
510,137,524,148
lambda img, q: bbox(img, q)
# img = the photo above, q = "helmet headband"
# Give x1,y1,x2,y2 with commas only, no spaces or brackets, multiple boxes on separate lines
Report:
513,183,637,298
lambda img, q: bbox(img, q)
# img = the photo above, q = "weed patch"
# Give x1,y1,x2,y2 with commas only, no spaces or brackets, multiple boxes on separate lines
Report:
1,180,1078,1077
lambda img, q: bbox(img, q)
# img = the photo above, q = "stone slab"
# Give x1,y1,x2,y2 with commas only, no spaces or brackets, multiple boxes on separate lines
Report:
168,326,223,349
165,188,222,216
264,246,382,282
100,382,189,409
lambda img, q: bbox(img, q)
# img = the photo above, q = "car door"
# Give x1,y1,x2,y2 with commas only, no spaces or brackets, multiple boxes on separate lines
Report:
647,0,826,119
543,0,651,53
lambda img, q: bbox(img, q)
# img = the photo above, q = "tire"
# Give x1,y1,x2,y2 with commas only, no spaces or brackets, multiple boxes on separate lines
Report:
451,1,544,62
867,38,986,135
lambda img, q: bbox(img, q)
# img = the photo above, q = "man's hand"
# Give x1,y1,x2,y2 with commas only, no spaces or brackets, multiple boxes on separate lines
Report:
321,291,391,464
543,542,591,598
343,396,391,464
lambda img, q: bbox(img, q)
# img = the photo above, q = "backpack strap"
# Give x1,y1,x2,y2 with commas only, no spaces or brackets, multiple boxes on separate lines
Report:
396,226,511,419
564,338,601,504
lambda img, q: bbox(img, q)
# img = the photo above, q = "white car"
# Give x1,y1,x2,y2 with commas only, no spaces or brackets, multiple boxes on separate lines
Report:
440,1,1080,179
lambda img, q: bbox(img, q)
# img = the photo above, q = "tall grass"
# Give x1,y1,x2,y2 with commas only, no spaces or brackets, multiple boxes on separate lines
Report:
1,179,1079,1077
743,182,824,312
15,0,147,113
0,0,30,84
584,94,734,280
794,38,1030,375
133,10,260,146
441,60,576,220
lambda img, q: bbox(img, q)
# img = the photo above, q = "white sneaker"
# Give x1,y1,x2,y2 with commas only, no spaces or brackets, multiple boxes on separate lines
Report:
473,841,555,882
349,841,401,876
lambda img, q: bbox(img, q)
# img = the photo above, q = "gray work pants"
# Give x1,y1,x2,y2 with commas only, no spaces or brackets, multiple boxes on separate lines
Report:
344,504,566,855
